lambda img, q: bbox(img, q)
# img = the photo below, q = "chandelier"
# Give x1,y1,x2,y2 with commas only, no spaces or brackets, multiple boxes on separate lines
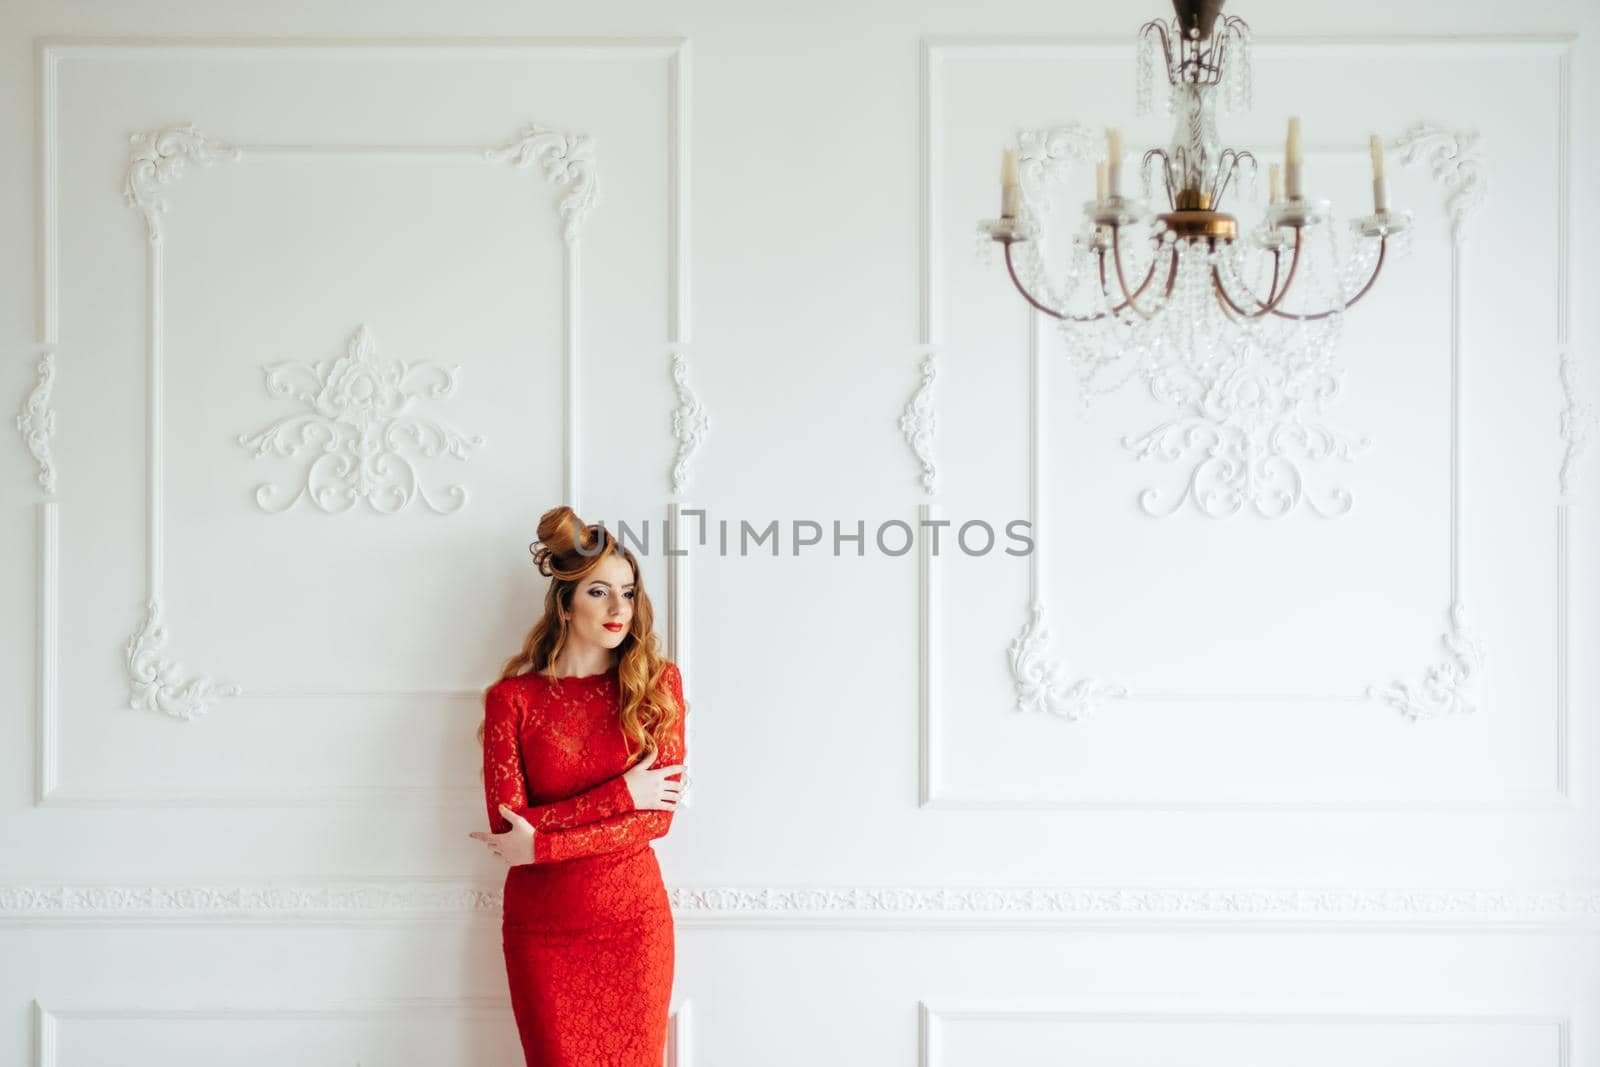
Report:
979,0,1411,411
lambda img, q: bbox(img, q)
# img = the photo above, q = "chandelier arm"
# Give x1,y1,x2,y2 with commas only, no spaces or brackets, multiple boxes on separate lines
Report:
1213,244,1270,327
1210,22,1233,83
1002,241,1107,322
1210,227,1304,318
1098,232,1173,313
1140,20,1174,81
1108,225,1169,320
1158,244,1181,299
1211,268,1259,318
1267,234,1390,321
1259,245,1285,306
1100,240,1178,314
1211,149,1254,211
1208,150,1228,208
1215,289,1241,323
1143,148,1175,208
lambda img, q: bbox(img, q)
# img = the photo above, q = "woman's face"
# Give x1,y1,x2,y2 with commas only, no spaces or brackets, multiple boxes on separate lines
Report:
567,552,636,652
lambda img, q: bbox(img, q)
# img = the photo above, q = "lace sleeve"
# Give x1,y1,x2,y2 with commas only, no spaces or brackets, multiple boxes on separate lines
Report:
483,681,636,835
534,663,686,864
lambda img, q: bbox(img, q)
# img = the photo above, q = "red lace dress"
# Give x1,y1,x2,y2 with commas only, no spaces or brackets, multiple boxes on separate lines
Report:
482,661,686,1067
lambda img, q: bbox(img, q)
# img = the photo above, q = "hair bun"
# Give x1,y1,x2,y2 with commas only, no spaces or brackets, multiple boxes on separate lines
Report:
529,505,611,578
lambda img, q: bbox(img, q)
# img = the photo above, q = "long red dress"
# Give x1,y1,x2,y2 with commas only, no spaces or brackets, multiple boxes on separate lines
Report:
482,660,686,1067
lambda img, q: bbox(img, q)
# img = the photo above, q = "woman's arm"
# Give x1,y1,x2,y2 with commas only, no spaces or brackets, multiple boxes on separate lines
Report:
533,663,687,864
482,681,635,835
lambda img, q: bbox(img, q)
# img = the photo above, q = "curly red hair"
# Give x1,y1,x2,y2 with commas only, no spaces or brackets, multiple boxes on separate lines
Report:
476,505,682,765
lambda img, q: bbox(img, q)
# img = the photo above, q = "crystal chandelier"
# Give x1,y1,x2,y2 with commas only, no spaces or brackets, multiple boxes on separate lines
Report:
979,0,1411,411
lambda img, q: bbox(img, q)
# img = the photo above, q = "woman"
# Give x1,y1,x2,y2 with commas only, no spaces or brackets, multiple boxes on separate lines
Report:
470,505,689,1066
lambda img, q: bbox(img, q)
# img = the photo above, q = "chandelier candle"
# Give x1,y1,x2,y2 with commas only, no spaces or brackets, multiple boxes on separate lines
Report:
1267,162,1282,204
1284,116,1303,199
1000,148,1020,218
1369,134,1388,213
1105,127,1123,196
1095,161,1109,200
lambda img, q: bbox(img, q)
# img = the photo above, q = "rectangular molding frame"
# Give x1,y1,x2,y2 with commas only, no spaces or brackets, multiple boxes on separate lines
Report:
32,998,692,1067
918,1000,1573,1067
32,37,691,807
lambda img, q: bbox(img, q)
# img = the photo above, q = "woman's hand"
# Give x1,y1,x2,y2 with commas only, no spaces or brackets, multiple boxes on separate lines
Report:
469,804,536,865
624,738,687,811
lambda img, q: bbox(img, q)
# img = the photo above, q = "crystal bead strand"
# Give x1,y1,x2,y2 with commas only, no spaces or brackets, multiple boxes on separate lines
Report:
1222,22,1253,115
1135,30,1155,117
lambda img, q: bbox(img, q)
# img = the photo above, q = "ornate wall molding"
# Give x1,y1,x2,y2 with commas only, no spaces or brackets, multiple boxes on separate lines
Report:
16,347,57,494
236,323,485,515
1366,600,1486,721
125,596,243,721
1559,348,1594,498
669,352,708,494
484,123,598,244
1120,395,1371,521
1393,122,1487,244
122,123,242,243
1007,600,1126,721
1015,124,1098,203
899,351,938,494
673,885,1600,926
4,881,1596,927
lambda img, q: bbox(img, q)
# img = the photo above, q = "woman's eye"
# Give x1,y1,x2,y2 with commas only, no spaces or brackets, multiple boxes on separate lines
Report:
625,591,635,599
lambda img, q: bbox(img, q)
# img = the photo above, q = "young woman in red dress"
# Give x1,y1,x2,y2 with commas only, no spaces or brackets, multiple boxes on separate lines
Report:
470,505,689,1066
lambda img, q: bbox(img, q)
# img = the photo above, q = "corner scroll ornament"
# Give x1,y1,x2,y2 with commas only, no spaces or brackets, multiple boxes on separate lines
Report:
1392,122,1485,245
1365,601,1485,721
1015,124,1100,209
484,124,597,245
1007,599,1127,721
669,352,709,494
237,324,485,515
991,124,1100,291
127,596,243,720
123,123,242,243
899,352,938,494
16,349,57,494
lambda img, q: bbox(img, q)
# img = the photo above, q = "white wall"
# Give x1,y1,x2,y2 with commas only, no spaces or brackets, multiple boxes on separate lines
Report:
2,0,1597,1064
